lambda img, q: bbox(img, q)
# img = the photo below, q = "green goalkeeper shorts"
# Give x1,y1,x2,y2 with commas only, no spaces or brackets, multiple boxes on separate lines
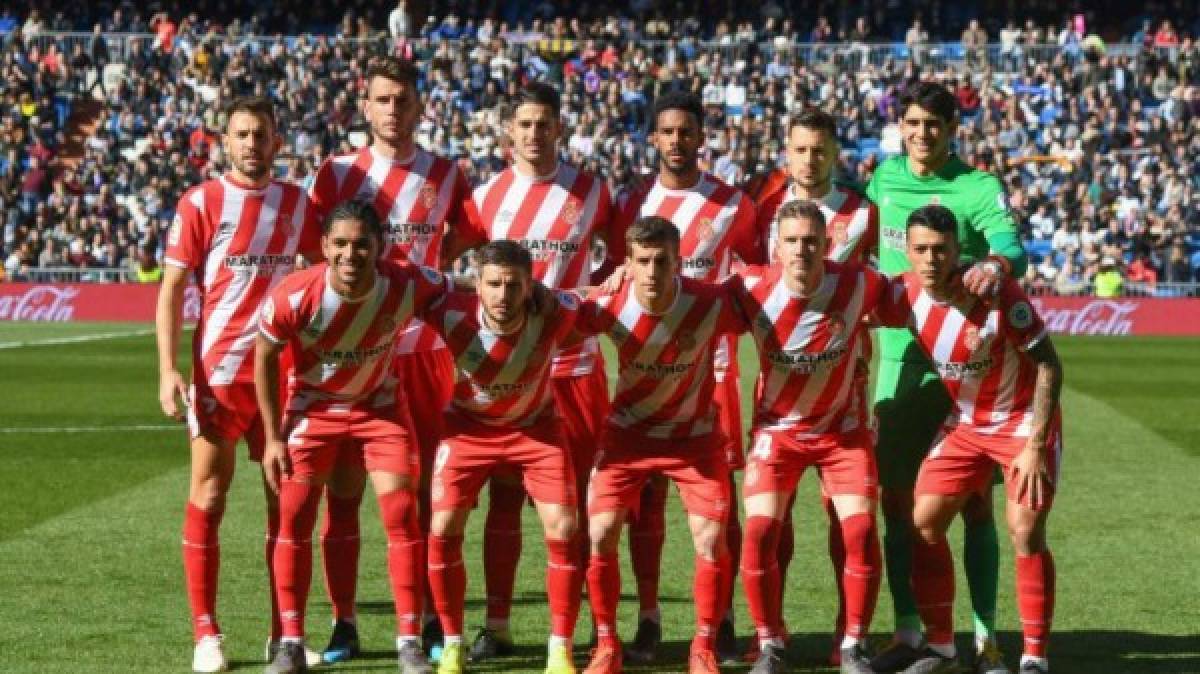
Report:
872,358,953,490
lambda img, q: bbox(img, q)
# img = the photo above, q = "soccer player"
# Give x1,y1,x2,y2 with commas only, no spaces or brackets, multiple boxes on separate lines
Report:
577,216,744,674
156,95,322,673
422,241,584,674
874,204,1061,674
746,108,880,663
733,200,882,674
866,81,1028,674
254,200,452,674
612,90,762,664
450,81,615,661
307,56,471,662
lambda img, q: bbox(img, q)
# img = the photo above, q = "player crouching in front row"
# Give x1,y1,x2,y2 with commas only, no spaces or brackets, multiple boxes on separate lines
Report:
876,204,1062,674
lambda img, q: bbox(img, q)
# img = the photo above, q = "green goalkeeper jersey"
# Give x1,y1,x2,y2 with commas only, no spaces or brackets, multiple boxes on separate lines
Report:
867,154,1021,362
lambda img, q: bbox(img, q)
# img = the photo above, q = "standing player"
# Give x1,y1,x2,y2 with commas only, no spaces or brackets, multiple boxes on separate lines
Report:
734,201,882,674
306,56,471,663
612,90,762,664
156,96,322,673
875,205,1061,674
450,81,615,661
867,81,1028,674
746,108,880,663
423,241,584,674
577,216,744,674
254,200,452,674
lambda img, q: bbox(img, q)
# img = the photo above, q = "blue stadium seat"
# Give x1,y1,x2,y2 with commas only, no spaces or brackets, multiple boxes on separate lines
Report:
1190,250,1200,272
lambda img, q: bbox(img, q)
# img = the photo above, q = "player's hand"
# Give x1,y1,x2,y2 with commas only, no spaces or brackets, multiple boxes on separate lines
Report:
158,370,190,421
962,260,1005,298
262,440,291,494
529,282,555,316
598,263,629,294
1010,444,1050,510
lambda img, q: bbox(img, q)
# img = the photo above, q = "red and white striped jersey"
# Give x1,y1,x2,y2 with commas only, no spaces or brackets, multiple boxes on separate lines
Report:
758,183,879,264
165,175,321,386
258,260,452,407
578,277,746,441
733,261,885,435
876,274,1050,438
615,173,763,382
462,163,614,378
425,290,581,427
308,146,470,353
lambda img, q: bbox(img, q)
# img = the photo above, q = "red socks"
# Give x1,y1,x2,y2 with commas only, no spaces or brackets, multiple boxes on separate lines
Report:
274,481,323,638
321,491,363,622
183,502,225,640
912,535,956,645
629,479,668,614
587,553,621,647
482,480,525,625
1016,550,1055,658
741,515,783,641
839,513,881,640
427,535,466,637
724,501,743,615
545,538,580,639
379,489,423,637
691,555,724,653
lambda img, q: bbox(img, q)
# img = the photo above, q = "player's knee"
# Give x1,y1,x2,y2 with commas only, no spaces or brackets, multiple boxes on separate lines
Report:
1006,514,1046,555
188,482,228,512
589,516,621,555
691,521,725,561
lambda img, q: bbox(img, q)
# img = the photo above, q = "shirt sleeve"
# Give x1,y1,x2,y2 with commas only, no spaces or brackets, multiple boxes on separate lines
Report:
295,194,324,263
306,157,338,226
997,278,1047,352
872,276,912,329
412,265,454,314
730,194,766,266
718,277,751,335
971,174,1028,276
163,187,207,270
456,192,490,251
258,285,298,344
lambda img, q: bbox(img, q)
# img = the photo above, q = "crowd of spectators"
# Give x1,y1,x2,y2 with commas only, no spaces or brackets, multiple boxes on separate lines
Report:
1,1,1199,296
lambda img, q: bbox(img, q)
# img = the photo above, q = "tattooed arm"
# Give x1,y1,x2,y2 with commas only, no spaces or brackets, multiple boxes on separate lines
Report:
1011,336,1063,510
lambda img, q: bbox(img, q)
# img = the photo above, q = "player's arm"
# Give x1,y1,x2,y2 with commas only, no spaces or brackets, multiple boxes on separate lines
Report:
253,332,290,494
730,195,766,266
1011,336,1063,510
963,176,1029,296
440,193,489,264
155,263,191,421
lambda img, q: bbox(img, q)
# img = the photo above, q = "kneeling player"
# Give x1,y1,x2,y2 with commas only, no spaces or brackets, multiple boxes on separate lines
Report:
577,217,743,674
254,201,452,674
422,241,583,674
733,201,882,674
876,205,1062,674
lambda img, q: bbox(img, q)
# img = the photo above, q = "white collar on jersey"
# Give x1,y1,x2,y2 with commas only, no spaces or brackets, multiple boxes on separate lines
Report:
324,266,379,304
512,160,561,183
369,144,417,166
786,180,835,204
653,172,704,196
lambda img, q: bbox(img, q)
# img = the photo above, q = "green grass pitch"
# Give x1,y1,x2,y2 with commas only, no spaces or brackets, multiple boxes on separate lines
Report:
0,323,1198,673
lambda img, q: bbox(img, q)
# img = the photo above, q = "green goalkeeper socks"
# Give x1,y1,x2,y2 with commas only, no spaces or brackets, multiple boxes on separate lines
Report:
964,518,999,643
882,513,923,633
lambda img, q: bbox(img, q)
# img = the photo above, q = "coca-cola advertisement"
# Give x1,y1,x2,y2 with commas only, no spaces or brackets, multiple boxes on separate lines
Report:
0,284,201,322
1030,297,1200,337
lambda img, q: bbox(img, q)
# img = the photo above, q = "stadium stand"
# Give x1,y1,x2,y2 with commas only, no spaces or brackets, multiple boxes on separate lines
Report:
0,2,1197,297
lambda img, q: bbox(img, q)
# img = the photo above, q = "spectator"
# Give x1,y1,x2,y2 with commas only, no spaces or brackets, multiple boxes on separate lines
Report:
1094,256,1125,297
389,1,410,41
961,19,988,69
906,18,929,66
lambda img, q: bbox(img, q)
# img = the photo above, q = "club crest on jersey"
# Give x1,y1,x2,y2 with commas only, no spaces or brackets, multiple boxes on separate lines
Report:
832,222,848,245
676,331,697,352
379,316,398,335
495,209,515,228
964,325,983,351
828,315,846,338
696,217,715,242
420,183,439,209
562,198,582,226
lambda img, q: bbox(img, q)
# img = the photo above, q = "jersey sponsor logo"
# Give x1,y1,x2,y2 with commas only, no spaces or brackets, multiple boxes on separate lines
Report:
630,359,695,376
682,256,716,270
764,345,849,373
386,222,439,245
223,253,295,276
317,342,392,365
518,238,583,262
472,380,531,399
1008,301,1035,330
934,357,993,379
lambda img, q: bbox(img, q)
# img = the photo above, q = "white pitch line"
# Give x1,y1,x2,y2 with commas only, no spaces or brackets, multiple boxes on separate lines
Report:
0,328,154,350
0,424,179,434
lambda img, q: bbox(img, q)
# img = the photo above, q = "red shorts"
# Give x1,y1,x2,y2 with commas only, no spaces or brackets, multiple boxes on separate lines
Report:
394,347,456,477
283,400,419,479
743,427,877,499
187,377,266,460
587,430,731,522
552,363,610,482
915,422,1063,512
431,412,576,510
714,360,745,470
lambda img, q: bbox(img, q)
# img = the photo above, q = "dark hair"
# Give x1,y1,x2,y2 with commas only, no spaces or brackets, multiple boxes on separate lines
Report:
898,81,958,124
325,199,385,242
906,204,959,238
776,199,827,232
224,95,276,130
365,56,419,90
651,90,704,131
513,81,561,116
478,239,533,275
787,108,837,138
625,215,680,252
